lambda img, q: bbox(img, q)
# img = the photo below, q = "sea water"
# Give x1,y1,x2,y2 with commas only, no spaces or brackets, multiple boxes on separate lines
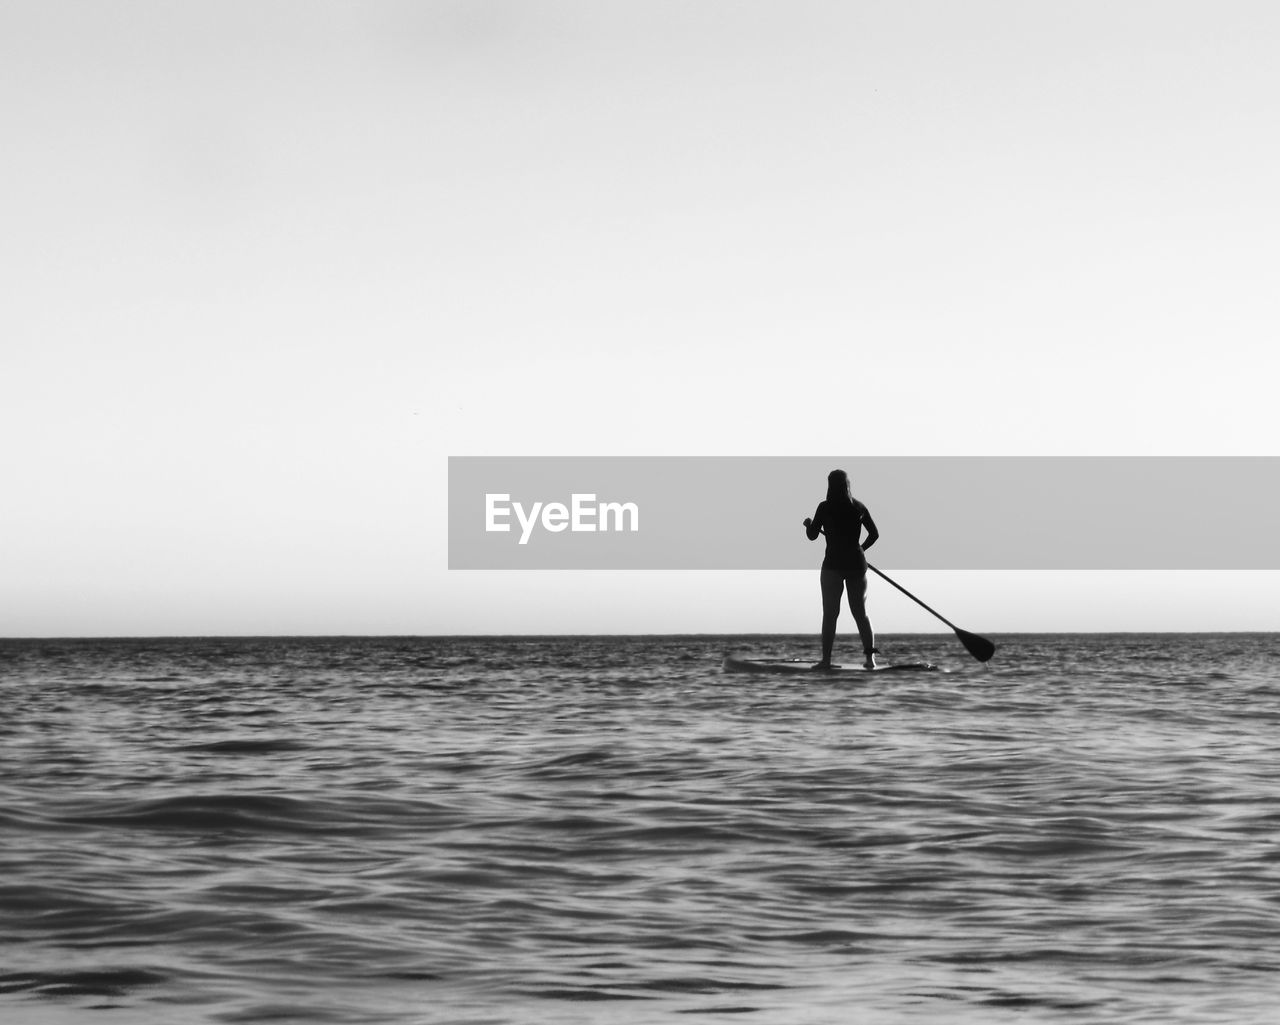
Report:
3,634,1280,1024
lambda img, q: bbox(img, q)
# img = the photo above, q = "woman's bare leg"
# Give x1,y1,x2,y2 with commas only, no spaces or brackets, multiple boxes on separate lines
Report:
819,569,844,664
847,572,876,667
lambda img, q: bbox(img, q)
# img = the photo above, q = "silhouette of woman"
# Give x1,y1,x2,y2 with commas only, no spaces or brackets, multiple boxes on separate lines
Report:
803,469,880,669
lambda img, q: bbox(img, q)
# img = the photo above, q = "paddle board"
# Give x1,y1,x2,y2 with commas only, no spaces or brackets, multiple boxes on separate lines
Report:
723,654,938,674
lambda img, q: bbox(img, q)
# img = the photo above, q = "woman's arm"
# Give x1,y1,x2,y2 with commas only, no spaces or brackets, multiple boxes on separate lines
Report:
861,508,880,551
803,503,825,541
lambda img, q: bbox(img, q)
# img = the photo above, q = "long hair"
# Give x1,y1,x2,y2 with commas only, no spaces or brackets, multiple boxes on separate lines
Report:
826,469,854,507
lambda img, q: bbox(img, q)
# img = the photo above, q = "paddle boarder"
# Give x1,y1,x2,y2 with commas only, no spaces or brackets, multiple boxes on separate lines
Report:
803,469,879,669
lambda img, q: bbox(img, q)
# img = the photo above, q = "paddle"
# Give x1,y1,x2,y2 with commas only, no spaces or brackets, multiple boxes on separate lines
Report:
813,525,995,662
866,564,996,663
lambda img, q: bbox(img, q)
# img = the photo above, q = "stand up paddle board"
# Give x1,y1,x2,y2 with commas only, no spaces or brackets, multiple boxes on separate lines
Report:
723,654,938,674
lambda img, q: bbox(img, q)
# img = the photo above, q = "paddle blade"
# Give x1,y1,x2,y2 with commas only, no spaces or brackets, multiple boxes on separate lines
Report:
956,628,996,663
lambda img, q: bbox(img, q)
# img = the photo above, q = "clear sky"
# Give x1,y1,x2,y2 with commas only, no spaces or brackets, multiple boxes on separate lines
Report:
4,1,1279,636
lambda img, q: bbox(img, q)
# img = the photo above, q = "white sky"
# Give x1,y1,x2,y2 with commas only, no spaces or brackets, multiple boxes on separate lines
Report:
4,1,1279,636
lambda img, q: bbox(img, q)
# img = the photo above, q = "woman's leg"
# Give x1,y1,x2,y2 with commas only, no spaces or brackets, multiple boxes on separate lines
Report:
820,569,844,664
847,571,876,667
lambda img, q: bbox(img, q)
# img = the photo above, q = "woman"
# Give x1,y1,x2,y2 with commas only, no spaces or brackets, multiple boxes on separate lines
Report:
803,469,880,669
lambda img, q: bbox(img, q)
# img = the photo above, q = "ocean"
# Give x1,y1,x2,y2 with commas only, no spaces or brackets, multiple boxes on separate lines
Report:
3,633,1280,1024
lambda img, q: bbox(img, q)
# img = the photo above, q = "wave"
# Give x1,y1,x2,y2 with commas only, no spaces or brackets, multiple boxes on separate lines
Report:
185,738,314,755
63,793,333,834
0,967,170,999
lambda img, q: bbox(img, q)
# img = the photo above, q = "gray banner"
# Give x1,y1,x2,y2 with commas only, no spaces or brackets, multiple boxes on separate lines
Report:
448,457,1280,569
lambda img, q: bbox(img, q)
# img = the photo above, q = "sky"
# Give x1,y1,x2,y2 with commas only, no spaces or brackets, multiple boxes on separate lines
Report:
3,1,1280,636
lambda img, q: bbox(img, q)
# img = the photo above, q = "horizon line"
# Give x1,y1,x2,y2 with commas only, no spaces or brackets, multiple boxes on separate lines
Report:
2,630,1277,642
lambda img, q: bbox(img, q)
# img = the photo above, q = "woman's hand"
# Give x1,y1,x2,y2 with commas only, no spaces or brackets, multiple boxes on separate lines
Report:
803,517,813,529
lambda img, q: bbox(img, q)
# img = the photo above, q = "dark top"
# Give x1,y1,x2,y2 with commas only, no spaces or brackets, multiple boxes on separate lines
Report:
807,498,871,574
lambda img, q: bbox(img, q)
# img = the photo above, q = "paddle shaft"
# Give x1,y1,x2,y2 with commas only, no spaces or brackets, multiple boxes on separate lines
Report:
866,563,959,632
813,526,956,628
814,524,993,660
